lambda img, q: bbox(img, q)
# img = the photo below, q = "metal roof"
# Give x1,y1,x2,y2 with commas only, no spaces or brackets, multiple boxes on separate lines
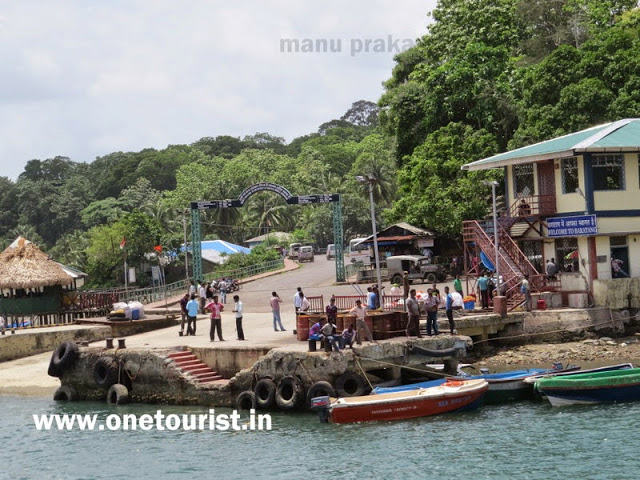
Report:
462,119,640,171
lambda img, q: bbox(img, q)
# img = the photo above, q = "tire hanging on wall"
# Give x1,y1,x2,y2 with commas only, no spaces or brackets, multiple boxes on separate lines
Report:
53,385,78,402
236,390,257,411
334,372,367,397
306,381,337,407
275,375,304,411
47,341,79,378
254,378,277,409
107,383,129,405
94,357,119,389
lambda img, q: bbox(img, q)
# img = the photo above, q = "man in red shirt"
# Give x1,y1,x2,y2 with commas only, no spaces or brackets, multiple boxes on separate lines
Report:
206,295,225,342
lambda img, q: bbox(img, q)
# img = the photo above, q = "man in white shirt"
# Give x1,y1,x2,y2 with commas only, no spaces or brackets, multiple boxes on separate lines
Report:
198,281,207,314
232,295,245,340
293,287,303,314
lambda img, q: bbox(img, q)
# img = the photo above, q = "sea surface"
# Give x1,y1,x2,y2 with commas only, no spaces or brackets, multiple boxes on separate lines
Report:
2,394,640,480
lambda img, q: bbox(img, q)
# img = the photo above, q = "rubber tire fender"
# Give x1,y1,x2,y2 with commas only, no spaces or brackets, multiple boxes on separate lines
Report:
53,385,78,402
254,378,277,409
236,390,257,411
48,341,79,377
306,381,337,407
94,357,119,389
275,376,304,411
334,372,367,397
107,383,129,405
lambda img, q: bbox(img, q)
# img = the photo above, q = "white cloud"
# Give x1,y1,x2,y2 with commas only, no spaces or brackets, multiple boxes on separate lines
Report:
0,0,437,180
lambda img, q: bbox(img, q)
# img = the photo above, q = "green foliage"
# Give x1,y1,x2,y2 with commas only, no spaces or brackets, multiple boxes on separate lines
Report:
386,123,502,238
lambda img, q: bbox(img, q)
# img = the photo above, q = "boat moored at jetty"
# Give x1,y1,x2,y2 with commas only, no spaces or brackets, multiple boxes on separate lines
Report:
311,379,488,424
534,367,640,407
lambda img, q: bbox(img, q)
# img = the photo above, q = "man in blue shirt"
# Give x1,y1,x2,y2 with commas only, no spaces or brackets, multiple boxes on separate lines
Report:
444,286,455,334
186,294,199,336
477,273,490,310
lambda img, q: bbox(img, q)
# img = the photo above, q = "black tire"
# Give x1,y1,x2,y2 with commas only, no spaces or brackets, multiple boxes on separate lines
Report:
236,390,257,411
425,273,437,284
254,378,276,409
107,383,129,405
334,372,367,397
53,385,78,402
306,381,337,407
275,376,304,411
94,357,118,389
48,341,79,377
391,274,403,286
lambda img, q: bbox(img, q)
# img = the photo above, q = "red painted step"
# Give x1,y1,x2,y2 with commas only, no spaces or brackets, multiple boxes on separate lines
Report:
183,366,212,375
168,350,194,357
174,359,200,367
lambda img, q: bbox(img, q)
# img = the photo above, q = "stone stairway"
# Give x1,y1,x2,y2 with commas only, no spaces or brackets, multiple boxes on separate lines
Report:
167,350,223,383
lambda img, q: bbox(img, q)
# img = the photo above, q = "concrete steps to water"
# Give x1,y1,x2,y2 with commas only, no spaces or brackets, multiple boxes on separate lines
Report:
167,350,223,383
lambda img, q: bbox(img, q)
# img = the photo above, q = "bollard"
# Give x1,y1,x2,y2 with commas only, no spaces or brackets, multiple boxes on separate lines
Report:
81,341,89,347
105,337,114,349
118,338,126,349
11,328,15,335
308,339,317,352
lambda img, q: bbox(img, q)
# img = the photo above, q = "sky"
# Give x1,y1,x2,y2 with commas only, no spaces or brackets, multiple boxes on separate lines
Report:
0,0,438,180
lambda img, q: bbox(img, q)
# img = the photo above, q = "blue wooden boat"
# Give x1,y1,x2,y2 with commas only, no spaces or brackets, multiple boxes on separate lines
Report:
376,364,579,404
535,367,640,407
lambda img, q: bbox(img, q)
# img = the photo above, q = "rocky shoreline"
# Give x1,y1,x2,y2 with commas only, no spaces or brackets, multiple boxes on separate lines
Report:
466,332,640,368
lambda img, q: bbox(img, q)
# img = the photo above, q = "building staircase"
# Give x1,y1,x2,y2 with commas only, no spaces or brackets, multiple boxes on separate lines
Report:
463,194,556,310
167,350,224,384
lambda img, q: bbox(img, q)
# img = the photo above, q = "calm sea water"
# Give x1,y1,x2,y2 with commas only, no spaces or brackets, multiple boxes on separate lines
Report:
2,394,640,480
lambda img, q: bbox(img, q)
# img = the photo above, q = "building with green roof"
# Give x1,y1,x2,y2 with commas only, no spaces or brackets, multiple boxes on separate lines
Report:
461,119,640,309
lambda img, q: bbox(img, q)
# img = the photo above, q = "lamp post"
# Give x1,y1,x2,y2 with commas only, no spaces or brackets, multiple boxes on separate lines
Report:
356,174,383,290
179,209,189,279
482,180,500,295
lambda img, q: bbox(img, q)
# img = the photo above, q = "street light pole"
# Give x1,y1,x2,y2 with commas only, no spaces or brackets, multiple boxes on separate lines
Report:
483,180,501,295
182,209,189,279
357,174,383,289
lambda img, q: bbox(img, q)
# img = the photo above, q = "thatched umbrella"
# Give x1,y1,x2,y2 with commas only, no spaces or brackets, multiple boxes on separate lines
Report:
0,237,72,290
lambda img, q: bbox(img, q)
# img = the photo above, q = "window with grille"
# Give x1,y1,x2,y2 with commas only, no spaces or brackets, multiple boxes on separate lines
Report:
513,164,534,197
561,157,579,194
592,154,625,191
555,238,579,273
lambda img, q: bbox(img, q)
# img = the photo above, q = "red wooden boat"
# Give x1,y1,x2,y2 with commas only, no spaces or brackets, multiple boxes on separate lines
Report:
311,379,488,424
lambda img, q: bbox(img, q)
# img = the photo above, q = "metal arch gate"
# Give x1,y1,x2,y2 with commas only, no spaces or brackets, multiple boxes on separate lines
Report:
189,182,345,282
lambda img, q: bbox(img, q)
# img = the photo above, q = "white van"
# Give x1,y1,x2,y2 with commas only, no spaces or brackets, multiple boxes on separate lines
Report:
299,245,315,262
326,244,336,260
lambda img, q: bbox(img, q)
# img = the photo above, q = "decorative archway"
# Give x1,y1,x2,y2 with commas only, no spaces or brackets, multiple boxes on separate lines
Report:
190,182,345,282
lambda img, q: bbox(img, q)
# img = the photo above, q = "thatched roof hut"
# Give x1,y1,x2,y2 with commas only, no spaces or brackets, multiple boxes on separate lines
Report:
0,237,72,289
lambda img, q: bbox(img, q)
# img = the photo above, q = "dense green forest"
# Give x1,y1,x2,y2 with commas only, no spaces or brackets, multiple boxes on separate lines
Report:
1,0,638,287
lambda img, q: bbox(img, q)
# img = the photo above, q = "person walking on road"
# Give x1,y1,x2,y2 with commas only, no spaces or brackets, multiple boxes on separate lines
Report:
271,291,286,331
206,295,225,341
232,294,245,340
406,289,422,338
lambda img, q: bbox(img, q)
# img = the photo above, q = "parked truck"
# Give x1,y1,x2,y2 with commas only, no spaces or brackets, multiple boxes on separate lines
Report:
386,255,447,285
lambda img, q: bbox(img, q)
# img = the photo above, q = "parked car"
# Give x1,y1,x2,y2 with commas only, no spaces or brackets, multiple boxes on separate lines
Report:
299,245,315,263
386,255,447,285
326,244,336,260
288,243,301,260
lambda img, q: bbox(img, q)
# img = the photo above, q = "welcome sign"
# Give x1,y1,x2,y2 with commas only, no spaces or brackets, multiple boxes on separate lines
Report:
547,215,598,237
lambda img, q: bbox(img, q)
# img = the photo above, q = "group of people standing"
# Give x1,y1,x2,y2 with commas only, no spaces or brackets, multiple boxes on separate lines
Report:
180,289,245,342
405,284,457,338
